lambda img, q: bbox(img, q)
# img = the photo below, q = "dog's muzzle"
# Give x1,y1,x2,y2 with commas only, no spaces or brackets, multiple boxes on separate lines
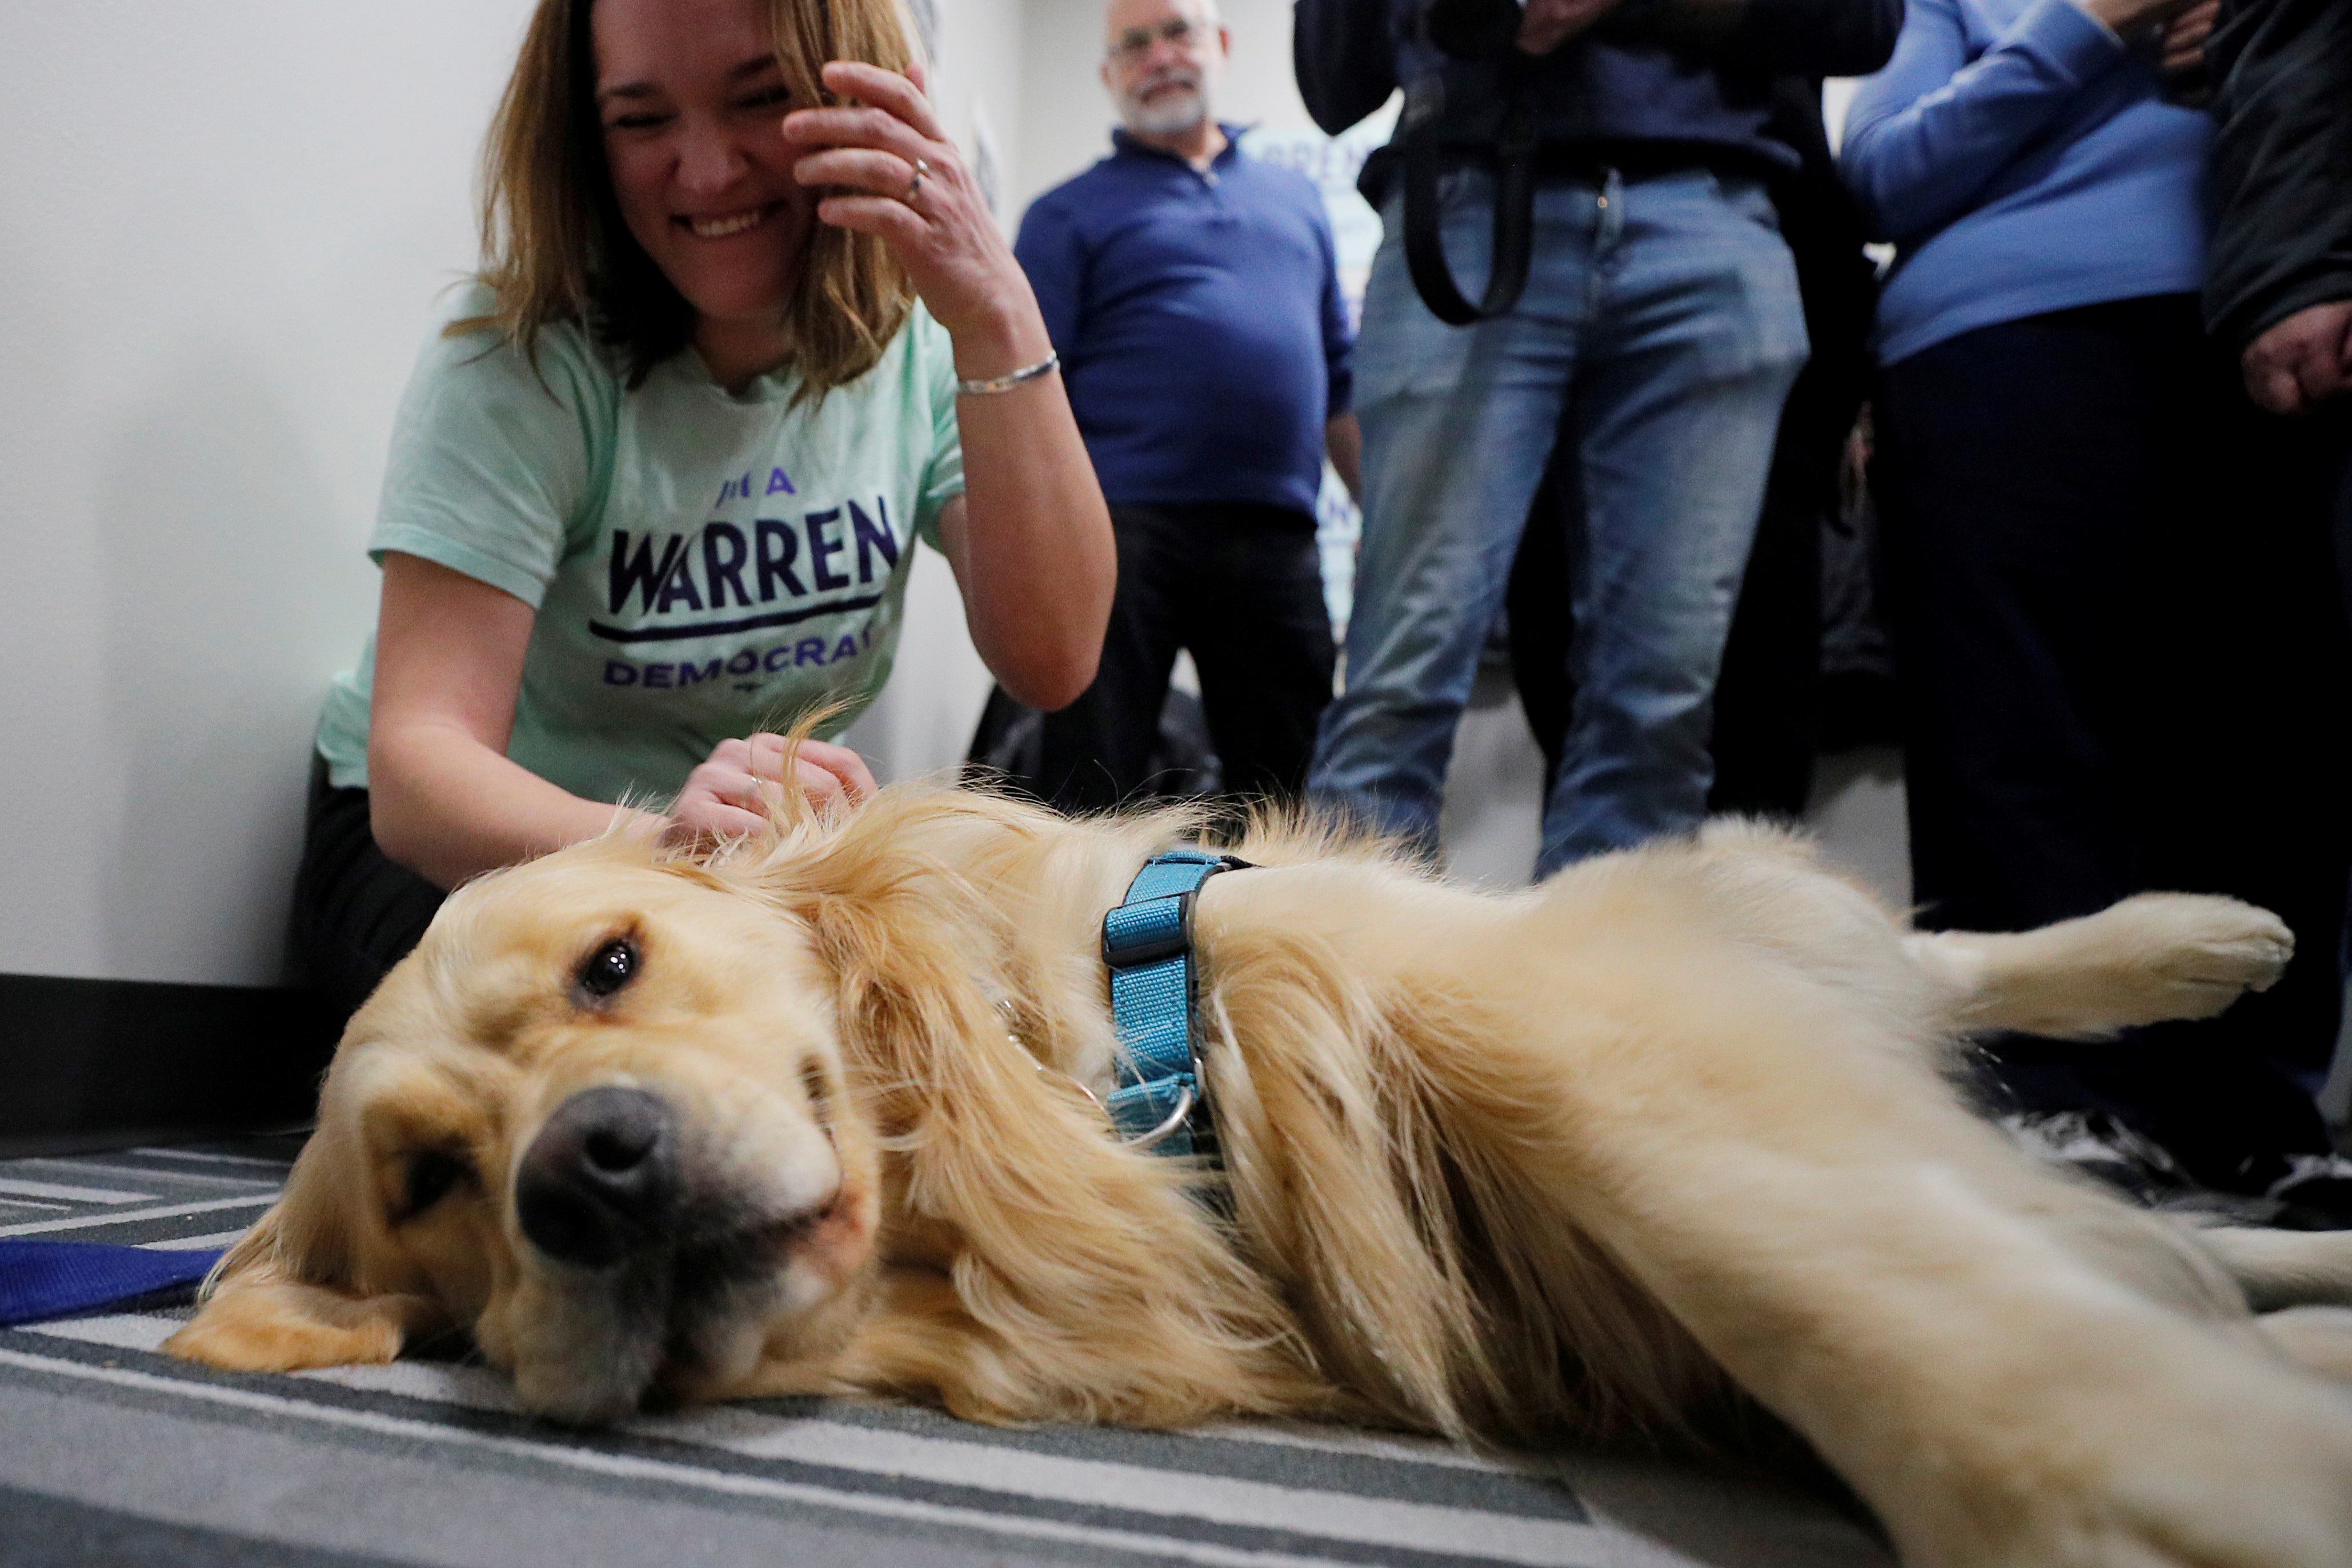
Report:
516,1086,682,1269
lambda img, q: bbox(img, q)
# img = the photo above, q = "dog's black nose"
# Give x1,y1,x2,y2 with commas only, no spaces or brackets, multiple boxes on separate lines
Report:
516,1086,680,1269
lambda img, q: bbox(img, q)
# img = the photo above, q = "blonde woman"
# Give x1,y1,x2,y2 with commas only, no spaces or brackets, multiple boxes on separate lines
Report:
295,0,1113,1022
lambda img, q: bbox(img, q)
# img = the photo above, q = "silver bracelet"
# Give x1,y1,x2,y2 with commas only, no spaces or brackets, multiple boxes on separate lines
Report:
956,351,1060,396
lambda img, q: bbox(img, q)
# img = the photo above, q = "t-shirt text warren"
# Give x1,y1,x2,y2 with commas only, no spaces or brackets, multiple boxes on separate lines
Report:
315,291,964,807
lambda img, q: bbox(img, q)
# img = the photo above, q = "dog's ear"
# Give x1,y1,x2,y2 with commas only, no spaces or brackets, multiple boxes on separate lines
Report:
163,1130,448,1373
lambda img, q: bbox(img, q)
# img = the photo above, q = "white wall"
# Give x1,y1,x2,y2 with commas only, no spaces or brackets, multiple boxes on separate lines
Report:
0,2,540,986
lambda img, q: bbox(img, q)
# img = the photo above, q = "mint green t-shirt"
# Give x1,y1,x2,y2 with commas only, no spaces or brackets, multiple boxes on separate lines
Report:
315,289,964,805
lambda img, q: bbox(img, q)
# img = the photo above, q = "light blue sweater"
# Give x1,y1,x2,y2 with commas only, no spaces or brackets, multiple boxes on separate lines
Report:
1840,0,2211,366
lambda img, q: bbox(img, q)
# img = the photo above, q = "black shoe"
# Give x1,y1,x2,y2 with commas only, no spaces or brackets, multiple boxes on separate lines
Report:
2263,1154,2352,1231
1999,1110,2352,1229
1996,1109,2197,1206
1996,1109,2290,1225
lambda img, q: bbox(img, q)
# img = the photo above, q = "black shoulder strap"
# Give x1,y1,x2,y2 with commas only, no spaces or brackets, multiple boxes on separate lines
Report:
1400,56,1540,327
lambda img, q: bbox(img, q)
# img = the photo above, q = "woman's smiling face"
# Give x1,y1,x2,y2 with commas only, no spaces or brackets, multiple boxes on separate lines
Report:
593,0,815,339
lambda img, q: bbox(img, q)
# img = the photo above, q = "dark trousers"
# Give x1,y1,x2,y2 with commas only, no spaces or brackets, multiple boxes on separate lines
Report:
291,756,444,1031
1876,294,2352,1189
1036,502,1335,811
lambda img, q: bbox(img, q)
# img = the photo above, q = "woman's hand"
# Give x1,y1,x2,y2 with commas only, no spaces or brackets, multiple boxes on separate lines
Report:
2242,301,2352,415
781,61,1041,371
2158,0,2218,73
664,733,877,844
2074,0,2189,38
1516,0,1630,55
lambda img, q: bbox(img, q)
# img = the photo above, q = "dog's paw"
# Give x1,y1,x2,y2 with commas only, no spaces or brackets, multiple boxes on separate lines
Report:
2261,1306,2352,1384
2091,893,2294,1024
2055,1405,2352,1568
162,1282,431,1373
2013,1485,2352,1568
1908,1367,2352,1568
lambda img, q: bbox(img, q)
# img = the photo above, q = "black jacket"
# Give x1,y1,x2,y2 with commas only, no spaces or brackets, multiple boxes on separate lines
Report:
2203,0,2352,354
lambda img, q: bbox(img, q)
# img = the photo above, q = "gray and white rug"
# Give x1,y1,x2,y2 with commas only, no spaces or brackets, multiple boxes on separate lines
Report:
0,1144,1890,1568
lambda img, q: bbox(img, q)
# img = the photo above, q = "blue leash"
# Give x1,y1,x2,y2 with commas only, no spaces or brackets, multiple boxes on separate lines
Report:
0,1240,225,1326
1100,848,1251,1158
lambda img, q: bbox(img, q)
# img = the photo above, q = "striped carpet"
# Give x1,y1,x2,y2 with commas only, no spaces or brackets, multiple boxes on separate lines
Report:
0,1143,1892,1568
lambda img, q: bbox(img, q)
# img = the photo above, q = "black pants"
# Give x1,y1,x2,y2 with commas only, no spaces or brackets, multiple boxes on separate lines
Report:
1035,502,1335,811
291,756,444,1031
1876,294,2352,1189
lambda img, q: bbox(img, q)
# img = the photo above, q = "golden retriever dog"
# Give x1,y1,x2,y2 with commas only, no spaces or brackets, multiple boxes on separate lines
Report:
169,785,2352,1566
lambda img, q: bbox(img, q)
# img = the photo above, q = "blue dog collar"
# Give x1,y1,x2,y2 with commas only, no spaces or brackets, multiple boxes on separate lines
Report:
1100,848,1251,1156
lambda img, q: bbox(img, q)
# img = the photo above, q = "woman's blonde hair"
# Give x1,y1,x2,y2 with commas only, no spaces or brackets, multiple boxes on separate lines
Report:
467,0,919,399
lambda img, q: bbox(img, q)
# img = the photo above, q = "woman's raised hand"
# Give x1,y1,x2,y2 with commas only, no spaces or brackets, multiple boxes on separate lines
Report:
780,63,1107,713
663,733,878,844
782,61,1044,370
2075,0,2193,38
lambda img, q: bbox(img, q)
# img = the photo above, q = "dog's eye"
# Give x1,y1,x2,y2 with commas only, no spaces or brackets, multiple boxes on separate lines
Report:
578,937,639,1000
403,1150,471,1218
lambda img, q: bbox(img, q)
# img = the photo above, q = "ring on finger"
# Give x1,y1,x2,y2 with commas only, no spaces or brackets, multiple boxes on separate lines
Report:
906,156,931,204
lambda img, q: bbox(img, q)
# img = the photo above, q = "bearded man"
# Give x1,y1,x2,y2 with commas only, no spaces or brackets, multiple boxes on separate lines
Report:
1007,0,1359,811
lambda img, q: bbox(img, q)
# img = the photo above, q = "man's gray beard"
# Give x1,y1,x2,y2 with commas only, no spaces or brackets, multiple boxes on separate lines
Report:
1121,79,1211,137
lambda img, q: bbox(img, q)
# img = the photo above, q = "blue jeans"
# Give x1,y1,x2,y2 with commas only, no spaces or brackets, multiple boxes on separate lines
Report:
1309,166,1807,878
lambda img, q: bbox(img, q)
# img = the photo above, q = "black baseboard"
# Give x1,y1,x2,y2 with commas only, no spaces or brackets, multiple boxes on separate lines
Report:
0,973,339,1153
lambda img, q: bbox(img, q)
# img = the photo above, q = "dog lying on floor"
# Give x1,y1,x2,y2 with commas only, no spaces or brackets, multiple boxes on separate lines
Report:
169,785,2352,1566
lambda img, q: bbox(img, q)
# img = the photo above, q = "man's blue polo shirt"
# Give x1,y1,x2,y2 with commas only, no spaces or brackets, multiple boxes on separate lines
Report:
1015,126,1353,517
